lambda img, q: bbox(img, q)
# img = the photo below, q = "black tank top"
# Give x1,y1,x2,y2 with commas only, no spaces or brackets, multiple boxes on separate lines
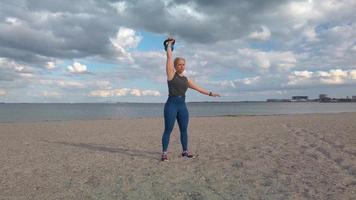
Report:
168,73,188,96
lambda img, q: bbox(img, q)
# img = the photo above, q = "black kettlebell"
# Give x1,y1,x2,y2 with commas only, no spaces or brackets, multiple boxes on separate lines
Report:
163,38,175,51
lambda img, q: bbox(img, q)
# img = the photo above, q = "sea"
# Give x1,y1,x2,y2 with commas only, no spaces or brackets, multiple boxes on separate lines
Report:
1,102,356,123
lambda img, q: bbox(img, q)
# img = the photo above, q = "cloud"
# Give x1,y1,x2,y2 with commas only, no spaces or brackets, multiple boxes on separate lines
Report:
5,17,21,25
111,1,127,14
0,89,6,96
249,26,271,41
42,91,61,97
90,88,161,97
0,0,354,65
94,80,111,89
167,2,207,22
57,80,87,88
302,26,319,42
27,91,62,97
0,57,37,82
237,49,297,70
40,79,86,89
350,70,356,79
67,62,87,74
110,27,142,62
46,61,56,69
288,69,356,86
0,0,121,65
207,76,261,89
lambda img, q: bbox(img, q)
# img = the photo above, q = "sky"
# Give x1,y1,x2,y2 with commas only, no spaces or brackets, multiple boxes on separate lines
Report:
0,0,355,103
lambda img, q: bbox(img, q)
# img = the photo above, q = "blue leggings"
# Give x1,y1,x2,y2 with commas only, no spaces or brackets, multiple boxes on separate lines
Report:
162,96,189,152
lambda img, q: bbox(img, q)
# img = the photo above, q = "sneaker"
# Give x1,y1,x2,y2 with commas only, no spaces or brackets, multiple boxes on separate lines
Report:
161,153,169,162
181,151,195,159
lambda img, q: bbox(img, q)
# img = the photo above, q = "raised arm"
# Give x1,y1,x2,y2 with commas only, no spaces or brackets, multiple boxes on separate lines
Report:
165,38,175,81
188,79,220,97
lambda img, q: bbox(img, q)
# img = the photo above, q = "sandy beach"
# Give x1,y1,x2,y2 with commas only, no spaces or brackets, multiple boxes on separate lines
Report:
0,112,355,199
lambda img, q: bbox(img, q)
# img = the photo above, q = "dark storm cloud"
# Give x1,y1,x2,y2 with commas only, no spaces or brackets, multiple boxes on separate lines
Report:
0,0,119,64
0,0,298,66
1,0,354,69
114,0,295,42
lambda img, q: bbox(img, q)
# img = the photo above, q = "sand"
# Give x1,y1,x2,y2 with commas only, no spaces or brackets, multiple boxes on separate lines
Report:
0,112,355,200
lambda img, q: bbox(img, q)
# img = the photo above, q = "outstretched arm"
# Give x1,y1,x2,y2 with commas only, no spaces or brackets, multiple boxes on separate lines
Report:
188,79,220,97
165,39,175,81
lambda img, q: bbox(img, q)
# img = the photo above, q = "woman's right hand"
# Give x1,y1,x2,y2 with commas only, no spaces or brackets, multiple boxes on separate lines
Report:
166,38,175,45
164,37,175,53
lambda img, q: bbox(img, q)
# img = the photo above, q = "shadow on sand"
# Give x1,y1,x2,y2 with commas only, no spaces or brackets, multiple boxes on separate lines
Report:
43,140,161,160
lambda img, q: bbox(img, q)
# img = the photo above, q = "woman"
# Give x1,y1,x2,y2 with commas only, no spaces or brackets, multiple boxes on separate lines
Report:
161,38,220,161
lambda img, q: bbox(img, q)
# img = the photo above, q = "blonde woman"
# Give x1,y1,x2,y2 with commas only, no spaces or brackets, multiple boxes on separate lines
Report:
161,38,220,161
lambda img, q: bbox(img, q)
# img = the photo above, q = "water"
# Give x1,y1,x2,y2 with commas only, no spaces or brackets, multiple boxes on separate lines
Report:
0,102,356,123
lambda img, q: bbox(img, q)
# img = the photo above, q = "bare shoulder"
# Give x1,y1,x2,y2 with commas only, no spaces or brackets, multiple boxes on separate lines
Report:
167,72,176,81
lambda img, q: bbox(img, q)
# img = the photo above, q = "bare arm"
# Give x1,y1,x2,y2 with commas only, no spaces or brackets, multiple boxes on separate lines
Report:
165,39,175,81
188,79,220,97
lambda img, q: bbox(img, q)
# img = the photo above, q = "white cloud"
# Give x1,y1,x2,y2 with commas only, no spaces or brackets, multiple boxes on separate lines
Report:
237,49,297,70
184,70,198,77
352,45,356,52
40,79,86,89
0,57,29,72
350,70,356,80
168,3,206,22
95,81,111,89
293,70,314,78
288,69,356,86
110,27,142,62
243,76,261,85
42,91,61,97
142,90,161,96
57,80,86,89
19,73,34,78
303,26,318,42
207,76,261,89
320,69,348,84
269,51,297,69
199,60,208,66
286,0,319,21
249,26,271,41
14,65,25,72
130,89,141,96
282,0,347,26
67,62,87,73
218,80,236,88
46,61,56,70
0,89,6,96
111,1,127,14
111,27,141,49
90,88,161,97
5,17,21,26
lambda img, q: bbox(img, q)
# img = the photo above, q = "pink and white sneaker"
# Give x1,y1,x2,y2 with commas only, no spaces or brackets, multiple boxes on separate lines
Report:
181,151,195,159
161,152,169,162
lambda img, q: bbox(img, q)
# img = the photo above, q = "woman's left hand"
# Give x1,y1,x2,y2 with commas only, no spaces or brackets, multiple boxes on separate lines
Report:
211,92,220,97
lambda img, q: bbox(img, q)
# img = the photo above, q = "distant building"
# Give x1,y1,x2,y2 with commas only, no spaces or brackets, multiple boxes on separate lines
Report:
338,98,352,102
292,96,308,101
352,96,356,100
319,94,331,102
319,94,327,99
267,99,291,102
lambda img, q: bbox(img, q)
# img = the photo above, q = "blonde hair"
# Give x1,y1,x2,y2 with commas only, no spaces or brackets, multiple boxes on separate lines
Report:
174,57,185,68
